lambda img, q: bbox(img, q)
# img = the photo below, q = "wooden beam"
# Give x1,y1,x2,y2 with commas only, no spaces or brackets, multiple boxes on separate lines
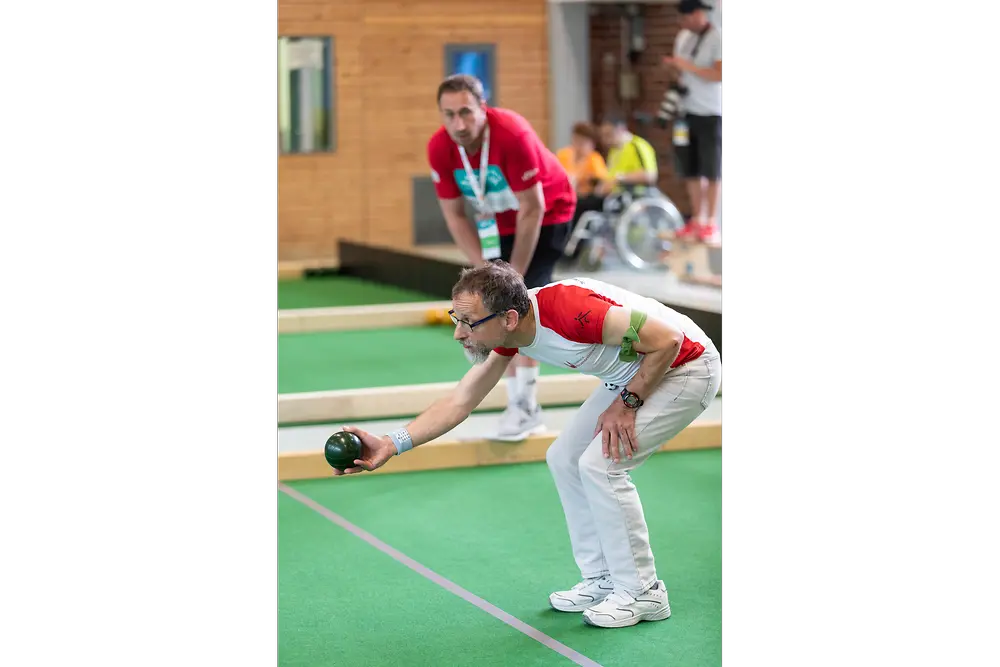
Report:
662,240,722,281
278,256,340,280
279,375,722,424
278,375,602,424
278,301,454,334
278,421,722,481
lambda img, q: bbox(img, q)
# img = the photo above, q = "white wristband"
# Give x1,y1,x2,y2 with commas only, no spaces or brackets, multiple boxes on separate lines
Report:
388,428,413,455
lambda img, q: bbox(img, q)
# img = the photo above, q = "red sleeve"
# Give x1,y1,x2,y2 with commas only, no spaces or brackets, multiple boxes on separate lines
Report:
493,346,518,356
502,132,543,193
535,284,621,344
427,133,461,199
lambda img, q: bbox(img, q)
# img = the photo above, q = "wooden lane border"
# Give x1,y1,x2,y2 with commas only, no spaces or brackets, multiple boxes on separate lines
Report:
278,257,340,280
279,301,454,334
278,297,722,335
279,375,723,424
278,375,603,424
277,420,722,481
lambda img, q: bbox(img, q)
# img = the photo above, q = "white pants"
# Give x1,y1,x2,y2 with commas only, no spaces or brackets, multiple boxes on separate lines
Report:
545,353,722,596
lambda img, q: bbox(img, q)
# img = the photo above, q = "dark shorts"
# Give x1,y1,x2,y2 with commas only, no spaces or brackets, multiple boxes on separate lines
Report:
678,114,722,181
499,222,571,288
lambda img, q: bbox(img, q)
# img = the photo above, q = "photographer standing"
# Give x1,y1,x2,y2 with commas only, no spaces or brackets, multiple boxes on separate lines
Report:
664,0,722,243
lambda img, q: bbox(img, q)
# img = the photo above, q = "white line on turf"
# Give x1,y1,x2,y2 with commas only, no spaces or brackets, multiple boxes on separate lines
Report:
279,483,605,667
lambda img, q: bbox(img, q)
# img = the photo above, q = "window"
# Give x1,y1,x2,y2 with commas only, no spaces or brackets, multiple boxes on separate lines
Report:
278,37,336,154
444,44,497,104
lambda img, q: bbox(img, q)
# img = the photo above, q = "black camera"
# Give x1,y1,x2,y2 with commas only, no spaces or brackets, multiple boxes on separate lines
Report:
656,82,689,128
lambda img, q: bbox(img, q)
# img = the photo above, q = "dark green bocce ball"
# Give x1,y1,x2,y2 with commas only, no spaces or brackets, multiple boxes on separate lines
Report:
325,431,364,471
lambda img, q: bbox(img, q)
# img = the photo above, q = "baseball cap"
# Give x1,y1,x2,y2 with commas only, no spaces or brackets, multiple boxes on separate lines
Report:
678,0,713,13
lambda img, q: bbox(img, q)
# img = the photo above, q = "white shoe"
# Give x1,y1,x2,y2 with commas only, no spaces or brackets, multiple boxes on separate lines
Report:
549,575,615,612
582,580,672,628
493,402,546,442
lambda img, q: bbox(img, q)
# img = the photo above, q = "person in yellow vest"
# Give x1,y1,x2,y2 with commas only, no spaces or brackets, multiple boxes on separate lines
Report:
597,116,659,198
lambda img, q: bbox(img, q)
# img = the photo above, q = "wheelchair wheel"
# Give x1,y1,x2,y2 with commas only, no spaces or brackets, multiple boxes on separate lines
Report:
614,197,686,271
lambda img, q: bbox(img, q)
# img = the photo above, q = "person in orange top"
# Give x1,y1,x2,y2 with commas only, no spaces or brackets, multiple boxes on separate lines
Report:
556,123,609,258
557,123,610,255
557,122,608,198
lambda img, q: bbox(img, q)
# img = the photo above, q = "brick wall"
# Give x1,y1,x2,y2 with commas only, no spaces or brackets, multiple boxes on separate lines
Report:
278,0,549,262
589,3,692,215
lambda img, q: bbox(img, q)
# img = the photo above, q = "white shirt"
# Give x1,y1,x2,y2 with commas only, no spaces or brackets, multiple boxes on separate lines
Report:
493,278,717,388
674,24,723,116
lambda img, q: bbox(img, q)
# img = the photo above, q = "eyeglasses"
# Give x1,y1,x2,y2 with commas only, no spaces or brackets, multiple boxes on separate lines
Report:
448,309,500,332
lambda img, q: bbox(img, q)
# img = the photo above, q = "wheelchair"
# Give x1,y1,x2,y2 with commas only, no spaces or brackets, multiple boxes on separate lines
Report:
562,185,686,272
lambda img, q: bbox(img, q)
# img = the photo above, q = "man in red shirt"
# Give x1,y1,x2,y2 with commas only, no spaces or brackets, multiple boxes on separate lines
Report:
427,74,577,442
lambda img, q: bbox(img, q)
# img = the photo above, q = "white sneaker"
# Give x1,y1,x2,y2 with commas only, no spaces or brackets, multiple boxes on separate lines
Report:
493,402,546,442
582,580,672,628
549,575,615,612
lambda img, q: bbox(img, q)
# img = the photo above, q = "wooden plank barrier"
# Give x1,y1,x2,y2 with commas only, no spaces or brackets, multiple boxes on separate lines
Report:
279,301,454,334
278,375,603,424
278,420,722,481
278,257,340,280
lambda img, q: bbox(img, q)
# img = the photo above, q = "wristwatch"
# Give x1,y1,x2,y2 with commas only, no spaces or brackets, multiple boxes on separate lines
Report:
620,388,644,410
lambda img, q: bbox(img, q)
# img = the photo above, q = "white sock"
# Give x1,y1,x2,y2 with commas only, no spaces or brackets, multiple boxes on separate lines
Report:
516,366,540,410
505,376,521,405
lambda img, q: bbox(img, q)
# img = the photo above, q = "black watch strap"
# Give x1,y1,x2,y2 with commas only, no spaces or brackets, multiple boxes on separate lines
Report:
620,388,644,409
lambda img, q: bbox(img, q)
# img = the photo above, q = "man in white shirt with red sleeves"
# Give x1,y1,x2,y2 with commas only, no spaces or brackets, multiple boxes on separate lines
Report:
335,261,722,629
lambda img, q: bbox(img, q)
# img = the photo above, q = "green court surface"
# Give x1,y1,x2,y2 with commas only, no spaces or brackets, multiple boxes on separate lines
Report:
279,326,575,394
279,448,722,667
279,276,440,310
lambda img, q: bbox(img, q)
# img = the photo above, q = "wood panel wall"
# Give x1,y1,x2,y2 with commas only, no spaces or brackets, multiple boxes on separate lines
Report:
278,0,549,262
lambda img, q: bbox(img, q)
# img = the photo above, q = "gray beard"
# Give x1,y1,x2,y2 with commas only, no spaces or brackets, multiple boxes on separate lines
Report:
463,345,491,365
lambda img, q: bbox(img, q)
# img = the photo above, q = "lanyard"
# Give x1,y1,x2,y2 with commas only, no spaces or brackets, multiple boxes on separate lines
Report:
458,125,490,210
